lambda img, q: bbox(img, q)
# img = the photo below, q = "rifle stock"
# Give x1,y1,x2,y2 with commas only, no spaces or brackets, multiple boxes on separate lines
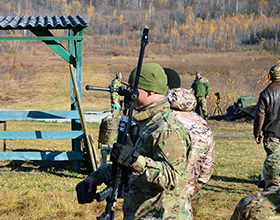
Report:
96,27,149,220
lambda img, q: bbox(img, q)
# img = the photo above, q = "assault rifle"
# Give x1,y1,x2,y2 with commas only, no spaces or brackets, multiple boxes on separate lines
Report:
84,27,149,220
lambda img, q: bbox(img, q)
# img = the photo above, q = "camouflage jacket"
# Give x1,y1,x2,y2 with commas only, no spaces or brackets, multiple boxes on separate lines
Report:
168,88,215,198
230,185,280,220
191,76,210,98
110,78,122,103
91,97,193,220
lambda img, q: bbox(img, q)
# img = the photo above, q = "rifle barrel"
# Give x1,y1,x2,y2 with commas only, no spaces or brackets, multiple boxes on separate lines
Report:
86,85,110,92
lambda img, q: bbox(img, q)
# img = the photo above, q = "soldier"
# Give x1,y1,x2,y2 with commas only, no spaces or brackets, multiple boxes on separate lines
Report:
230,153,280,220
110,72,122,118
77,63,193,219
165,68,215,198
191,71,210,120
254,65,280,156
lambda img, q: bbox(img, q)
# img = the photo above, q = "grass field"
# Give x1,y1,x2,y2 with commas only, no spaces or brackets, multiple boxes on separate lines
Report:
0,119,266,219
0,48,273,219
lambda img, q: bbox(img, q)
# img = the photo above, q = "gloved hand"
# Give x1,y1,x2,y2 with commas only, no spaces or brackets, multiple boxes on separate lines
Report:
110,135,138,167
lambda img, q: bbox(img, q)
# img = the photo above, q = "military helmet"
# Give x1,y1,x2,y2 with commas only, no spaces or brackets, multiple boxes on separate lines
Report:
263,153,280,183
116,72,122,78
268,65,280,82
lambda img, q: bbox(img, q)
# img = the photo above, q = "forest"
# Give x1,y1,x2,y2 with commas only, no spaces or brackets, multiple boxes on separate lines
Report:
0,0,280,53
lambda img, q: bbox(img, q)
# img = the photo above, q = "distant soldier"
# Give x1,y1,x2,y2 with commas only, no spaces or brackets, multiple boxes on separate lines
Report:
165,68,215,198
254,65,280,156
110,72,122,118
230,153,280,220
191,71,210,120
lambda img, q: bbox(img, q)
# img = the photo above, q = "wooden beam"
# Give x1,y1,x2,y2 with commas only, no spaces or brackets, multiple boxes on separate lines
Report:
0,151,83,160
0,131,83,139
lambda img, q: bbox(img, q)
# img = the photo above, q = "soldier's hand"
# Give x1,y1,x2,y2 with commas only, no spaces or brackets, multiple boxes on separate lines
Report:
111,135,138,167
255,136,261,144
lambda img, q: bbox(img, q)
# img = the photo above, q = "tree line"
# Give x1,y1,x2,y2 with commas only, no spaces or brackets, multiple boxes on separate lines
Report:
1,0,280,52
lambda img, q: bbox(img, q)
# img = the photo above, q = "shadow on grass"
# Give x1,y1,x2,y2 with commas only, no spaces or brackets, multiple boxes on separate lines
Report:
211,175,258,184
0,148,93,178
202,174,259,193
0,160,92,178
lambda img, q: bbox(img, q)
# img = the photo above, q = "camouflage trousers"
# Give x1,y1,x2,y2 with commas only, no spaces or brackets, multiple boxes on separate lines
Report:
263,136,280,156
195,97,208,119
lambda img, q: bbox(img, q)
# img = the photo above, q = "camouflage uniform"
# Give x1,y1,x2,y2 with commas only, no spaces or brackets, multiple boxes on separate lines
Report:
110,73,122,118
230,153,280,220
191,74,210,119
168,88,215,198
91,97,193,220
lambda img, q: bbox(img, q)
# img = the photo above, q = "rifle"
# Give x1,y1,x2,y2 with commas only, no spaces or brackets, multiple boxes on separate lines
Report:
85,27,149,220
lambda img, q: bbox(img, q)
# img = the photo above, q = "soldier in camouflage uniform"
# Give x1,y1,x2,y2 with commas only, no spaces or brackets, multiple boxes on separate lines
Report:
164,68,215,198
230,153,280,220
254,65,280,156
168,88,215,198
191,71,210,120
78,63,193,220
110,72,122,118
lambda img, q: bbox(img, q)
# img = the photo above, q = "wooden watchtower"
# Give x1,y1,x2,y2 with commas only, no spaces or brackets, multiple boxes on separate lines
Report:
0,15,88,171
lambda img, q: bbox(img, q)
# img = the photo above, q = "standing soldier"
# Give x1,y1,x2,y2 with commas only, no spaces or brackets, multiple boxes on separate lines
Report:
254,65,280,156
191,71,210,120
110,72,122,118
165,68,215,198
77,63,193,219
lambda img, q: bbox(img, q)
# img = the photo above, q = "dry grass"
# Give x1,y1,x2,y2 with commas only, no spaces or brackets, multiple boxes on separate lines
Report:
0,119,265,220
0,45,277,219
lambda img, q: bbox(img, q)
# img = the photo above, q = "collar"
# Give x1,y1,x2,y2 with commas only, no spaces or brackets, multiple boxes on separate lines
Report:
133,97,169,122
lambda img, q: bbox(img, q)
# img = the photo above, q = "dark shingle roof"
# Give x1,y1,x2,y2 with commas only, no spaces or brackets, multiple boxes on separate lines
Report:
0,15,88,31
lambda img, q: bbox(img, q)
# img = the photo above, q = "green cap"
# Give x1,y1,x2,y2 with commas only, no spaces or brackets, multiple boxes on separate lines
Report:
128,63,168,95
269,65,280,82
263,153,280,183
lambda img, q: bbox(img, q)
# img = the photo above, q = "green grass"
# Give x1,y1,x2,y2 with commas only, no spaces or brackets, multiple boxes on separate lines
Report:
0,119,267,219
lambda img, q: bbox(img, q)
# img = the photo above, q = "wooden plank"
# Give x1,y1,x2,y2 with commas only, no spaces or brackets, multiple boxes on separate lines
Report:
0,151,83,160
0,131,83,139
70,64,98,171
0,110,80,120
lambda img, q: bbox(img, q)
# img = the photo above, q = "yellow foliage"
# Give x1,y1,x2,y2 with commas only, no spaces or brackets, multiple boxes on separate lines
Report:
87,5,95,15
113,9,117,17
120,14,124,23
73,0,81,8
144,13,148,20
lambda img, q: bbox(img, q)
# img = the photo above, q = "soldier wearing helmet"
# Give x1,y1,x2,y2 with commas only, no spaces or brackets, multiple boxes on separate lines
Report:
254,65,280,156
110,72,122,118
231,153,280,219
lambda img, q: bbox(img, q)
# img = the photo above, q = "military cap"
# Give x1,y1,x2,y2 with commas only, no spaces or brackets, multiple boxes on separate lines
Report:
269,65,280,81
128,63,168,95
196,71,202,75
263,153,280,183
163,68,181,89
